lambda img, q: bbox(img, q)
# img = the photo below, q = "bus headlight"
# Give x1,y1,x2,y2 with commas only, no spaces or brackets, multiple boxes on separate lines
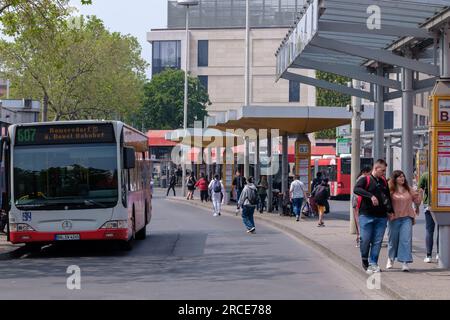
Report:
10,223,35,232
100,220,128,229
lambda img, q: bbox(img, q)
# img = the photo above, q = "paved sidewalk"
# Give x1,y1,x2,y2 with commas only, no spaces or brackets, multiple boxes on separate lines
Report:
167,195,450,300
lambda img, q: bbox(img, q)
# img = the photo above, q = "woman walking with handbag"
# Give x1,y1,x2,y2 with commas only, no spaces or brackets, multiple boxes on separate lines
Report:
386,170,422,272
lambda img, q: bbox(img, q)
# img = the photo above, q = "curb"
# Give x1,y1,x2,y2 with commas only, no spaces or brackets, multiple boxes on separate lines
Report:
168,197,407,300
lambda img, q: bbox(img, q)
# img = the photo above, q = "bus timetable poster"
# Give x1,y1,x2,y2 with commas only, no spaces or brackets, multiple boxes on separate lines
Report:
437,131,450,207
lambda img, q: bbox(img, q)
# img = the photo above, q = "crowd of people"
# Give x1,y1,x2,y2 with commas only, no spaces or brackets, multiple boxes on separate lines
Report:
167,162,439,270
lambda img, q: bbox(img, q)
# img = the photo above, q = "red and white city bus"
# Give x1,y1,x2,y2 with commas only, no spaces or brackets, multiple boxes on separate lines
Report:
311,157,373,198
0,121,152,250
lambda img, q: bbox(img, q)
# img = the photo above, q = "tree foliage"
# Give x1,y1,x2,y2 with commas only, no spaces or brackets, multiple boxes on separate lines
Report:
0,2,147,121
315,71,351,139
140,69,210,130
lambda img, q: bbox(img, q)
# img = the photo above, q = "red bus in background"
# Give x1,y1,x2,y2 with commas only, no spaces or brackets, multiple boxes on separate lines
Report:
311,157,373,199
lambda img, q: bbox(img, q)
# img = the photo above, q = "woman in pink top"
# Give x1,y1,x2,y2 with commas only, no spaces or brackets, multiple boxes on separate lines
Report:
386,170,422,272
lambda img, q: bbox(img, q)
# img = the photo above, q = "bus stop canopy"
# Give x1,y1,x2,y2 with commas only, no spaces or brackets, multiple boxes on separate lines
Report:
165,128,244,148
275,0,450,99
206,105,374,135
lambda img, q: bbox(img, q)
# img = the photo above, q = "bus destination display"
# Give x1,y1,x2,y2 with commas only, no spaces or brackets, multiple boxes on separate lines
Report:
15,124,116,145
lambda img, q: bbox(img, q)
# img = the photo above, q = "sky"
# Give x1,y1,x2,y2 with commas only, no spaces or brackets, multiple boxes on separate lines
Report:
69,0,168,79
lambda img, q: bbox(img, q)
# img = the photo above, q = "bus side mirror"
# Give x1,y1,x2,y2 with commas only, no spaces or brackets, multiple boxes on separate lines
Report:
0,137,10,163
123,147,136,169
0,137,6,163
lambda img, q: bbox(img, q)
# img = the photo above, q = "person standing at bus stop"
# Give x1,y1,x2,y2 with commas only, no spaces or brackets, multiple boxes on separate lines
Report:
186,172,197,200
354,159,392,274
419,172,440,263
195,173,209,203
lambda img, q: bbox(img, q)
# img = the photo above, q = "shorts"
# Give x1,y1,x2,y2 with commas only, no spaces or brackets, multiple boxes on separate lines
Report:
317,205,326,215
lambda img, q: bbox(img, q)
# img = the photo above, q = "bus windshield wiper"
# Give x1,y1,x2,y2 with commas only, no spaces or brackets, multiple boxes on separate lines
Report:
83,199,108,208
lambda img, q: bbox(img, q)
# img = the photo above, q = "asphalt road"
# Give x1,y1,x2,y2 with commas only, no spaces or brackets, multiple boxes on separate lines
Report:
0,192,387,300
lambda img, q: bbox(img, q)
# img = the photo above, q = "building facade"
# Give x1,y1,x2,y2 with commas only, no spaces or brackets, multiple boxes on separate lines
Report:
147,0,316,116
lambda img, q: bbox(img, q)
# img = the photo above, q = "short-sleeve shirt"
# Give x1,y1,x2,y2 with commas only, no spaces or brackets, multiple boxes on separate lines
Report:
290,180,306,199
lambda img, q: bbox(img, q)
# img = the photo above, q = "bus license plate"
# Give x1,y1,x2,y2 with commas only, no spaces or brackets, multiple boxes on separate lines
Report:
55,234,80,241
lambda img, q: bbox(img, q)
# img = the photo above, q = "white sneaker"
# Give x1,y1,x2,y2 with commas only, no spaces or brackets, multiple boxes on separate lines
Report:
402,262,410,272
424,256,432,263
372,264,381,273
386,258,394,269
213,213,218,217
436,254,440,261
366,264,381,274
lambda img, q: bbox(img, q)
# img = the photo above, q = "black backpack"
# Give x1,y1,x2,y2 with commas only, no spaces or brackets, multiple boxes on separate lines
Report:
247,187,258,205
313,185,328,202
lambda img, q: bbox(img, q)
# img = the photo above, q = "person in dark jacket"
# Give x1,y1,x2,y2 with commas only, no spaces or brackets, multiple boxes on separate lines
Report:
313,178,330,227
186,172,197,200
354,159,393,274
166,173,177,197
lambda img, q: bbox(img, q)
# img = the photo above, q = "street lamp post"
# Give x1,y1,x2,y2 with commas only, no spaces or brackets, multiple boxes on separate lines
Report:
177,0,198,197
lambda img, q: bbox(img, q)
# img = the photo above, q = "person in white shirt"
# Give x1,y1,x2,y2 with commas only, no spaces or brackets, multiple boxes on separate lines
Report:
208,174,225,217
290,175,306,222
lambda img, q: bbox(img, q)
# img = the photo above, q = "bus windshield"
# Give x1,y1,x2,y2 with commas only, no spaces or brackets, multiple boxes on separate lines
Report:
13,144,118,210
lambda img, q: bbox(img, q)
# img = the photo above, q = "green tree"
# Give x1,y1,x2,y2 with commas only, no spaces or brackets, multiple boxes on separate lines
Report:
140,69,210,130
1,9,147,121
315,71,351,139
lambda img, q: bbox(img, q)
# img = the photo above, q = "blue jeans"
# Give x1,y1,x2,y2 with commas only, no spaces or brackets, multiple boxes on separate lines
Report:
292,198,304,217
359,215,388,265
236,189,243,207
425,210,439,256
242,205,256,230
388,217,413,263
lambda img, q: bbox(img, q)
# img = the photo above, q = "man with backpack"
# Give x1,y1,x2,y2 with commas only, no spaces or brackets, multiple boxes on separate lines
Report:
232,171,247,214
238,176,258,233
312,178,330,227
208,174,225,217
354,159,393,274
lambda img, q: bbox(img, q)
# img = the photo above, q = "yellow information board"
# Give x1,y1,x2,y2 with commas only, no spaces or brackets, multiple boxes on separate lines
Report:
294,135,312,193
430,84,450,211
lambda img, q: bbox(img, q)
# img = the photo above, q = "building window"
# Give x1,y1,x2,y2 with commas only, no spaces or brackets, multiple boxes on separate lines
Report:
414,114,418,127
198,40,209,67
364,111,394,131
152,41,181,75
289,80,300,102
198,75,208,92
419,115,427,127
